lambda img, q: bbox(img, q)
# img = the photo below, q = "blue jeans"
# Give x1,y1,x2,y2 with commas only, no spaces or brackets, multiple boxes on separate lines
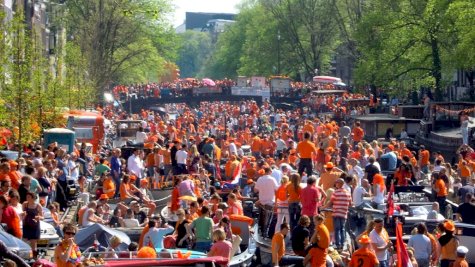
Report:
333,216,346,248
380,260,389,267
288,202,301,231
194,241,212,253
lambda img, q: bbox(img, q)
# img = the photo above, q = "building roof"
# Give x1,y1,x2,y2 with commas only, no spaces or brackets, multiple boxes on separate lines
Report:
185,12,235,30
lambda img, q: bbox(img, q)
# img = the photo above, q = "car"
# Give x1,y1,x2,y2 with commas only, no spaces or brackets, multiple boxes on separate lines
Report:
0,224,33,262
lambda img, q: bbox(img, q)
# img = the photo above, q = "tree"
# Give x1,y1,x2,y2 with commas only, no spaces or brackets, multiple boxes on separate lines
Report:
66,0,175,95
260,0,340,79
175,31,212,78
354,0,457,100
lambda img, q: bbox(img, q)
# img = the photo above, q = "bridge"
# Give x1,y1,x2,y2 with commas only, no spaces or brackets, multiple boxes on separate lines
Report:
121,87,302,113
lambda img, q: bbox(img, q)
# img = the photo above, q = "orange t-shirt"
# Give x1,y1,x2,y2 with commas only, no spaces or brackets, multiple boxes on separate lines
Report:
460,164,471,178
435,179,447,197
296,140,317,159
286,183,301,203
120,183,130,201
103,178,116,198
309,223,330,266
275,184,288,202
251,137,262,152
161,149,171,165
271,232,285,262
352,127,364,142
349,247,379,267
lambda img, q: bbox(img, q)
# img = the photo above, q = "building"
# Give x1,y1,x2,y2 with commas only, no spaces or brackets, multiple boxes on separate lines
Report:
175,12,235,33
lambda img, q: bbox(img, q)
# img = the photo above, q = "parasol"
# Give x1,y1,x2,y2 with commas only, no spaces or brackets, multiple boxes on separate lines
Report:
202,78,216,87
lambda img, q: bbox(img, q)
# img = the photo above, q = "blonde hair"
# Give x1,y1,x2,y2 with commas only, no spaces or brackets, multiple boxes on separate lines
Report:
110,235,121,246
212,228,226,241
281,175,289,184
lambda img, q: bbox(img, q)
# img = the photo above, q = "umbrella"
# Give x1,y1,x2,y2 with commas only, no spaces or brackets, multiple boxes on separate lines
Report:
202,78,216,87
179,195,197,202
75,224,131,251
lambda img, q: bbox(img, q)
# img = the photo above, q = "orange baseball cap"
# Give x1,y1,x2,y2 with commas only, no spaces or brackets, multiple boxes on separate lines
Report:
358,235,371,244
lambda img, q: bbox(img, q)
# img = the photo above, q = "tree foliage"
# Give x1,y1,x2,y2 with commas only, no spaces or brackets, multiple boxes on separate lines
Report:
66,0,176,94
175,31,212,78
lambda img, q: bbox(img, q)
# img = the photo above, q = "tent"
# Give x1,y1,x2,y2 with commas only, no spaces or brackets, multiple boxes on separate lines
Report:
75,224,131,251
312,76,343,84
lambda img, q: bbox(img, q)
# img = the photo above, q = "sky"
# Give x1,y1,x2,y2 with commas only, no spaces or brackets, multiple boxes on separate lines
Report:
170,0,242,27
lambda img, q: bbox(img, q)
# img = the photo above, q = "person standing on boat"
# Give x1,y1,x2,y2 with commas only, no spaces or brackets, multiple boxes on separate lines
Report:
110,148,122,198
274,176,290,235
369,218,391,267
439,220,459,267
348,235,379,267
326,178,352,250
304,214,330,267
296,132,317,177
254,166,278,236
460,112,470,145
433,173,448,217
408,223,432,267
291,215,311,257
301,175,326,234
272,222,304,267
287,173,302,232
189,206,214,252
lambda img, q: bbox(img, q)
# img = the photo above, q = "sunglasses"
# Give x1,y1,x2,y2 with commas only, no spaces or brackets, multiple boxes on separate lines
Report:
65,232,76,236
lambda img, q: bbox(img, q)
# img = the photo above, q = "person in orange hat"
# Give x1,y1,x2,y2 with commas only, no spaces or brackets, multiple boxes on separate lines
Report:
439,220,459,267
318,161,343,192
348,234,379,267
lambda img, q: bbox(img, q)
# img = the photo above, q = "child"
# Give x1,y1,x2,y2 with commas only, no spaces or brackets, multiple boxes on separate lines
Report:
454,246,469,267
48,202,63,238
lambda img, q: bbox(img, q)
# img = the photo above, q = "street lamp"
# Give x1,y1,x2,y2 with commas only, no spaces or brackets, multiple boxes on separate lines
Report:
277,31,281,75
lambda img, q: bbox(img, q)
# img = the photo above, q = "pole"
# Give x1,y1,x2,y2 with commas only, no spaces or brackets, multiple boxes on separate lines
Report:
277,31,281,75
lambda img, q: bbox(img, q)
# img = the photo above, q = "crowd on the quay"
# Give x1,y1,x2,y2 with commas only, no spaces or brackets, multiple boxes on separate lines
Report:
0,99,473,267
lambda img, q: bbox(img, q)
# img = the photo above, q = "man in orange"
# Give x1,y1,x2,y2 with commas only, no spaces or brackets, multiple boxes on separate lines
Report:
318,162,343,191
271,223,304,266
296,132,317,176
352,121,364,148
251,133,262,158
419,145,430,174
349,235,379,267
304,214,330,267
433,173,448,217
103,173,116,199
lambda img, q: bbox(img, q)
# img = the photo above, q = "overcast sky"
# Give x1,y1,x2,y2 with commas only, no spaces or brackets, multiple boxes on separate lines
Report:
170,0,242,27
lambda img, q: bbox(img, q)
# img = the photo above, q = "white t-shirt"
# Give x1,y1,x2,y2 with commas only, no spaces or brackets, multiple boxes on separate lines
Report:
136,131,147,143
176,150,188,164
123,218,140,228
369,229,389,261
82,208,94,227
255,175,278,205
127,154,144,178
229,142,237,155
373,185,385,204
353,186,367,207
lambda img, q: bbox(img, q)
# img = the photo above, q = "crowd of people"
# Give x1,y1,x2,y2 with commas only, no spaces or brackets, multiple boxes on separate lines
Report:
0,96,474,267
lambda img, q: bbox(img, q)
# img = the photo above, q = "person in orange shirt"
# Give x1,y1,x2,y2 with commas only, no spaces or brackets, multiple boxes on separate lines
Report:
251,134,262,158
349,235,379,267
453,246,469,267
296,132,317,176
272,223,304,266
419,145,430,174
433,173,448,217
7,161,21,190
352,121,364,147
304,214,330,267
103,173,116,199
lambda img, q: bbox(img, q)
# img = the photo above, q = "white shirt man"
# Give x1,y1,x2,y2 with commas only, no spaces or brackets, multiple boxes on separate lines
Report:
254,169,279,206
176,148,188,165
353,179,370,207
135,131,147,143
127,151,144,179
275,138,287,152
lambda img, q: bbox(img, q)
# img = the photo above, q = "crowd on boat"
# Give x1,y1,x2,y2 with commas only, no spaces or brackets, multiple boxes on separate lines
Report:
0,97,474,267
